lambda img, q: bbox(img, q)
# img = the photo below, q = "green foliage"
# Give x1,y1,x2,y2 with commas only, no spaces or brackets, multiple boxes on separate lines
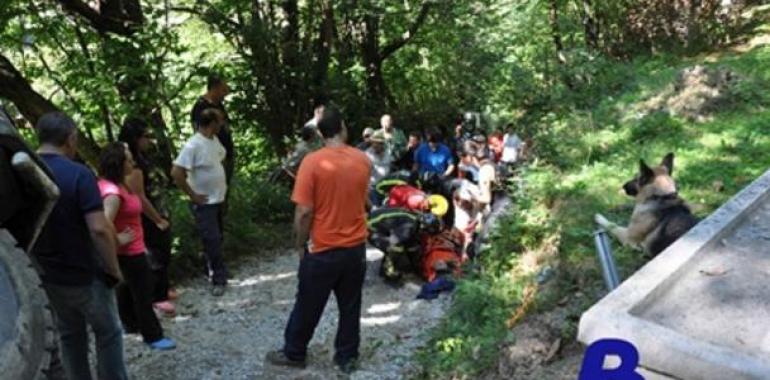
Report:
1,1,767,376
417,166,552,378
167,176,293,280
418,25,770,379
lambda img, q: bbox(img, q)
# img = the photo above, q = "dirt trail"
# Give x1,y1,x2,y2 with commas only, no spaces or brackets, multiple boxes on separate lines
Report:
124,248,451,380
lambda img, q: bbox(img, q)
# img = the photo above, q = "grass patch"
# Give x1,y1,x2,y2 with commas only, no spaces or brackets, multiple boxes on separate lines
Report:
417,42,770,379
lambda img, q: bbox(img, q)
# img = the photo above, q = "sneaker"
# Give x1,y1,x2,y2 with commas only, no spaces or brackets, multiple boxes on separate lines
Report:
153,301,176,317
148,337,177,351
336,359,358,374
167,288,179,301
211,284,226,297
265,349,306,369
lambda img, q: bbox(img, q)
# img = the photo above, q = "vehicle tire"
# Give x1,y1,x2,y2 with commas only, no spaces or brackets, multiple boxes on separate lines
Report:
0,229,57,380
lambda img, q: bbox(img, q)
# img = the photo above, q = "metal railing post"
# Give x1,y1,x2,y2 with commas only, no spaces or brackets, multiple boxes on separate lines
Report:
593,229,620,291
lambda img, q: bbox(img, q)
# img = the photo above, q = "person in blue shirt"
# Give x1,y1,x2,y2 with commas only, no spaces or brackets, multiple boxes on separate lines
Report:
413,129,455,177
33,112,129,380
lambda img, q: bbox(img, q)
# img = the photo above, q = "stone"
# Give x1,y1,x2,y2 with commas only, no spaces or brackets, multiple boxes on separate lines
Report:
578,168,770,379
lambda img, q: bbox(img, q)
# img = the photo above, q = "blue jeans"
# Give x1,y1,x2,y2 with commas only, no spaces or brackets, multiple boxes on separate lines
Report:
283,244,367,365
44,279,128,380
192,203,227,285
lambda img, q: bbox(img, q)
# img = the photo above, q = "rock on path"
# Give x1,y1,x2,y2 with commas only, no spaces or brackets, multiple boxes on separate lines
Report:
125,248,451,380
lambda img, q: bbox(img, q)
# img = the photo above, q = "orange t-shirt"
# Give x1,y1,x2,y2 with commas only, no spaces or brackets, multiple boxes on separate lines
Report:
292,145,371,253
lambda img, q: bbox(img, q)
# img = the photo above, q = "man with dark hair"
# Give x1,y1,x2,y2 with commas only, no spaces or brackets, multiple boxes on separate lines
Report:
267,106,371,374
32,112,128,380
191,73,234,184
172,108,229,296
414,129,455,177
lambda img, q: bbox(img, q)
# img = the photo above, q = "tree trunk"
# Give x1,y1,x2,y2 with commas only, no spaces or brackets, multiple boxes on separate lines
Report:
0,54,59,125
580,0,599,50
548,0,574,89
0,53,101,164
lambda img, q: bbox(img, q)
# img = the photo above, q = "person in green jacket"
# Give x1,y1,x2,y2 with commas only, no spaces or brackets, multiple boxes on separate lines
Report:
380,114,406,162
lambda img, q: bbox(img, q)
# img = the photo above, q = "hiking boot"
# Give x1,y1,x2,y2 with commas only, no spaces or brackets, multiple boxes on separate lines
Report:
336,359,358,374
265,349,306,369
211,284,226,297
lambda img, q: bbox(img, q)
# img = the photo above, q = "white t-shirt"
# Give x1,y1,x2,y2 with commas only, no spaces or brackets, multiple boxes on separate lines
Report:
174,133,228,204
454,180,481,231
365,147,392,185
502,133,523,163
478,162,496,212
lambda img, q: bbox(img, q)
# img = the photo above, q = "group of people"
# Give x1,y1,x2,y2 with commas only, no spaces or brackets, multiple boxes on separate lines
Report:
28,70,526,378
282,104,526,292
265,104,527,374
30,74,235,380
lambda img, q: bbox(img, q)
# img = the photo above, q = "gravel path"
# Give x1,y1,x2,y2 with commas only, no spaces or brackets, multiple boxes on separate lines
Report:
124,247,452,380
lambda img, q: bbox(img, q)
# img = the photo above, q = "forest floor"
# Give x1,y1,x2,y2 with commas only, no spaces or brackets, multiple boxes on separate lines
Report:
124,247,451,380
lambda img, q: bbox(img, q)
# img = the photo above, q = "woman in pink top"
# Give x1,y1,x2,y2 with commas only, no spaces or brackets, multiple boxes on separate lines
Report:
98,142,176,351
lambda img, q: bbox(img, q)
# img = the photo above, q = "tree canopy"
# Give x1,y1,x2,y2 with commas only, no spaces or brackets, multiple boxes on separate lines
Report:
0,0,753,167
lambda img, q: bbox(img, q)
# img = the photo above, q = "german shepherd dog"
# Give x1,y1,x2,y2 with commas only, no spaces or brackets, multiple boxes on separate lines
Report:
594,153,698,256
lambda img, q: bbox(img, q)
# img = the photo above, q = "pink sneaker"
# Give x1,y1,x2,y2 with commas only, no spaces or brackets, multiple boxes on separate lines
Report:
153,301,176,317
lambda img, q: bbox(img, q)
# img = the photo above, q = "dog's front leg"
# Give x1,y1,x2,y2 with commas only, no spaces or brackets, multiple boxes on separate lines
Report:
594,213,642,251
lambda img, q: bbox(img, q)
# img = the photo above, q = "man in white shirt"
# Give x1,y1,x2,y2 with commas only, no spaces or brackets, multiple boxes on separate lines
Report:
171,108,229,296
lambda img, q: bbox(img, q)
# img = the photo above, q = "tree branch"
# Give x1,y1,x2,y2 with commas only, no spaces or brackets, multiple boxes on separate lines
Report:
56,0,143,36
380,1,433,60
0,53,59,124
0,53,101,165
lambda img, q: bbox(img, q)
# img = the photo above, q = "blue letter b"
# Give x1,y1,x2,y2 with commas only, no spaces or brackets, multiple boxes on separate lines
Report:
579,338,644,380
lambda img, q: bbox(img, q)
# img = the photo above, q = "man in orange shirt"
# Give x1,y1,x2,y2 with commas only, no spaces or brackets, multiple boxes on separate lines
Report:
266,107,371,374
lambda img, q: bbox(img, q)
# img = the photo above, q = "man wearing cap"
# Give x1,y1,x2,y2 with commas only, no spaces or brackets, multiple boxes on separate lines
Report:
357,128,374,151
365,130,392,207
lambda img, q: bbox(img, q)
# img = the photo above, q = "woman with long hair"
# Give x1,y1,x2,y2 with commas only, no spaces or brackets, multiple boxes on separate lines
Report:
118,118,176,316
98,142,176,350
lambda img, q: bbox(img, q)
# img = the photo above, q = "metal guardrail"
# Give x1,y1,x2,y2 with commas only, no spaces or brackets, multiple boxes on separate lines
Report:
593,229,620,291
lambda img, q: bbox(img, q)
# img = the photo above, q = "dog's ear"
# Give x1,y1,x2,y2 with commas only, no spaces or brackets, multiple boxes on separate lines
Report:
639,160,655,183
661,152,674,175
